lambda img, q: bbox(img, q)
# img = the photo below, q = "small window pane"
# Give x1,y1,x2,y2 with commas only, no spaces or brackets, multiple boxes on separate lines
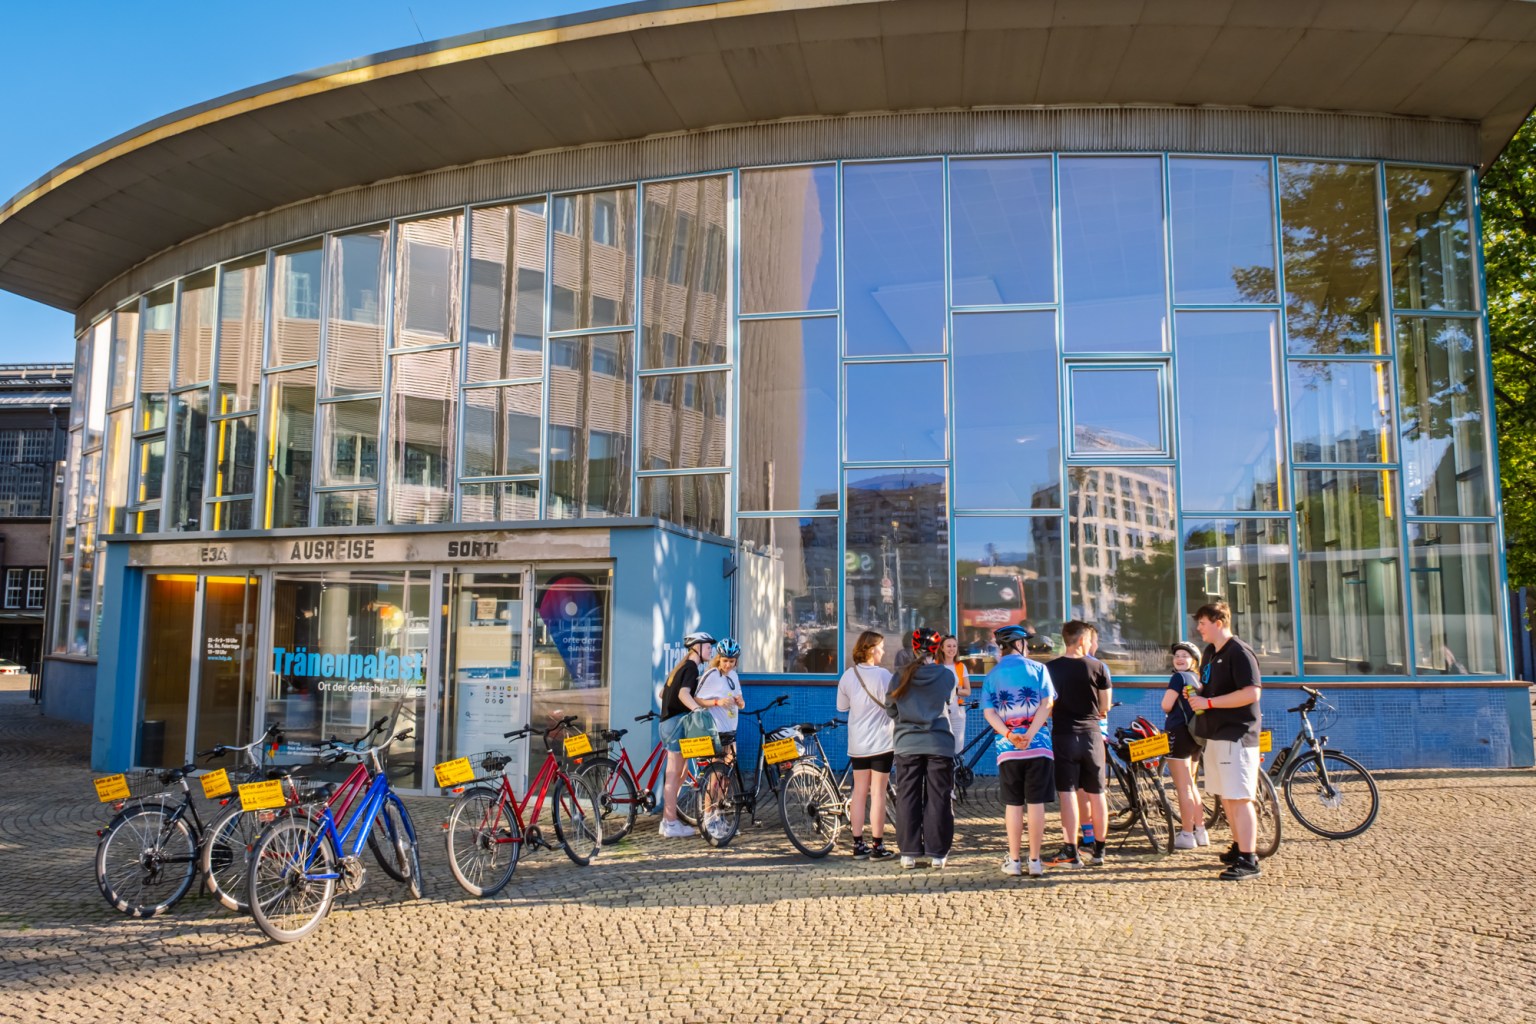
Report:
83,321,109,450
272,241,321,366
175,271,216,387
69,519,98,653
70,333,89,430
639,371,727,470
1387,166,1474,312
738,318,838,512
641,176,728,369
741,165,837,313
102,410,132,534
1061,157,1167,352
466,202,545,383
168,390,208,530
1409,522,1502,675
319,489,378,527
1289,360,1394,464
266,367,316,528
396,213,462,348
844,468,950,671
209,415,258,499
843,161,945,355
462,384,542,479
550,189,635,332
139,288,173,431
546,333,633,519
1398,317,1488,517
326,227,387,395
460,480,540,522
952,311,1060,509
1070,367,1165,455
215,257,265,415
950,157,1054,306
388,349,456,524
319,399,380,486
208,498,254,532
1068,465,1176,674
640,473,726,534
1182,518,1295,676
954,517,1065,670
845,362,946,462
1295,469,1405,676
109,308,138,408
1175,312,1284,511
1170,157,1277,305
134,437,166,506
1280,161,1384,355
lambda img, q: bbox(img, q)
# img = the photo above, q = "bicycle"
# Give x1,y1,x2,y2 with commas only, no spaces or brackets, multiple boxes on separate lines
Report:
573,710,703,844
245,726,423,942
1267,685,1380,839
1103,722,1177,856
775,718,854,858
947,700,995,804
441,715,603,898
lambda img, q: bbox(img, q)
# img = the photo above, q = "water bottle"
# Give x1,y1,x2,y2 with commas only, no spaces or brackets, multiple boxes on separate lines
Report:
1184,683,1204,715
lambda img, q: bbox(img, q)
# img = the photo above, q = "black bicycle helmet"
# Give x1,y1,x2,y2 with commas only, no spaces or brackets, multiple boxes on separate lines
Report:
1170,640,1202,662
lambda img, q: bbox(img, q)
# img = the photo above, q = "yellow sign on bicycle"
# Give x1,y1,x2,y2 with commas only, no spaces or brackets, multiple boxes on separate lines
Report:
238,779,286,811
762,737,800,765
678,736,715,759
1259,730,1272,753
1128,732,1171,762
93,774,130,803
433,757,475,788
200,768,232,799
563,733,593,758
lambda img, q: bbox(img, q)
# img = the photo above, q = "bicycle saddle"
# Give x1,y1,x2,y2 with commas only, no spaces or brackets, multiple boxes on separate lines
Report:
599,728,628,742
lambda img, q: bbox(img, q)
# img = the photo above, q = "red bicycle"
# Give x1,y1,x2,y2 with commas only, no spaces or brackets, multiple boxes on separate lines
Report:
572,710,705,843
441,715,603,897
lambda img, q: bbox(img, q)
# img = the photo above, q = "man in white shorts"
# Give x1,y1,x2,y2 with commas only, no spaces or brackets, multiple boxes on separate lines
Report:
1188,600,1264,881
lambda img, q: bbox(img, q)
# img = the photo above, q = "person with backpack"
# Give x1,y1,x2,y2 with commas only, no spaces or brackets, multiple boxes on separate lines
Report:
1163,639,1208,850
980,624,1056,877
885,628,956,869
657,630,715,838
836,629,895,860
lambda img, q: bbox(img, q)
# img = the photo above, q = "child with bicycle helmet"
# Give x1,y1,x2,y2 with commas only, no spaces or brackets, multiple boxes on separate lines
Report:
981,623,1056,877
696,637,745,751
836,629,895,860
1163,640,1208,850
658,630,715,838
885,627,956,870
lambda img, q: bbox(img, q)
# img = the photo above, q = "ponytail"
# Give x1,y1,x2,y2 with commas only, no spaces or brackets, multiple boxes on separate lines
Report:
888,655,929,702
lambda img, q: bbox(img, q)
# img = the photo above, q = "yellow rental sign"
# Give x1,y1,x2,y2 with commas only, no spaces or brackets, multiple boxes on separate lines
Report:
238,779,287,811
762,738,800,765
563,733,593,758
678,736,715,759
199,768,232,799
1128,732,1171,762
433,757,475,788
93,774,130,803
1259,730,1273,753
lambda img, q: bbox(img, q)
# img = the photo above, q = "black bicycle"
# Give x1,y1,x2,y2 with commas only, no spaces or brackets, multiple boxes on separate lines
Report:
948,700,993,803
1268,685,1380,839
1104,724,1176,855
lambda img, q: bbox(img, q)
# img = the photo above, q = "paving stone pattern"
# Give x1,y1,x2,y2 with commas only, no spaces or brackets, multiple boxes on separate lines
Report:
1,692,1533,1023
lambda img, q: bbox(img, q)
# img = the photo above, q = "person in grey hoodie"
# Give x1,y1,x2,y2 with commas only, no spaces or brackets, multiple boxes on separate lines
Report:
885,627,956,869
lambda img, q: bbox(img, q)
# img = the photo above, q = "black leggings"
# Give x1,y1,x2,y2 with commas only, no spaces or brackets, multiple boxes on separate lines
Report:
893,753,954,858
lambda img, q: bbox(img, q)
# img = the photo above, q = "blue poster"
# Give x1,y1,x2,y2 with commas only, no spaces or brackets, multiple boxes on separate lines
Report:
537,574,604,688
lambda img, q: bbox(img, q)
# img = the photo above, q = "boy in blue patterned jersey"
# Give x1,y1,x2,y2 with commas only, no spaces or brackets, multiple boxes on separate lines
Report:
981,624,1056,877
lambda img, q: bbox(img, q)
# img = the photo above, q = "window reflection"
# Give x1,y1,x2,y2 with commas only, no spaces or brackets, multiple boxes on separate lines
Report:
950,157,1053,305
320,399,380,486
738,318,838,512
460,480,540,522
845,469,950,671
1279,161,1383,354
1397,317,1488,517
1409,522,1501,675
1174,312,1284,511
139,288,173,431
216,257,264,415
1182,518,1294,675
466,202,546,383
265,367,315,529
272,241,321,366
395,214,462,349
1295,469,1404,676
389,349,456,524
462,384,541,478
738,517,840,674
843,161,945,355
102,410,131,534
320,489,378,527
1289,360,1394,464
550,189,635,332
1068,465,1176,674
208,498,253,532
1070,367,1166,455
741,164,837,314
176,271,215,387
639,371,727,470
952,312,1059,510
639,473,726,534
845,361,946,462
209,415,258,500
1170,157,1277,305
1387,167,1474,312
546,332,633,519
326,228,387,396
641,176,728,369
954,517,1064,671
83,320,110,451
168,390,208,530
109,308,138,409
1061,157,1167,352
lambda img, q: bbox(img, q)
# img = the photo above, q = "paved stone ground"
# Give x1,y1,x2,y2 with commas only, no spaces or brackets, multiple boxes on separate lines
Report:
2,691,1534,1023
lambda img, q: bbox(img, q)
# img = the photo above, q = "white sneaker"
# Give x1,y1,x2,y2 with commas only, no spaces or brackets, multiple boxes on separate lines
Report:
1028,858,1045,877
659,818,695,838
1193,826,1210,848
1001,857,1023,876
1174,830,1197,850
930,856,947,870
901,855,919,869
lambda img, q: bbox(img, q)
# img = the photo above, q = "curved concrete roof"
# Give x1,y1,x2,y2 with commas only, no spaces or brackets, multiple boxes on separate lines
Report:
5,0,1536,313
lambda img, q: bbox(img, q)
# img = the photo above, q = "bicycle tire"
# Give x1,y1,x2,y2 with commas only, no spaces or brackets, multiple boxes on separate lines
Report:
247,816,336,943
551,774,602,866
696,761,742,848
1132,766,1176,855
1254,770,1283,859
1105,757,1136,833
575,755,639,844
444,786,521,897
676,758,701,827
95,803,198,918
201,802,269,913
367,798,412,885
779,764,842,858
376,794,423,898
1283,749,1379,840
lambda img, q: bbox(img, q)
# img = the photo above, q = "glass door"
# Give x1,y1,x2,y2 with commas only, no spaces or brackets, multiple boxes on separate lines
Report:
137,574,198,767
440,570,531,793
529,567,612,780
191,574,261,767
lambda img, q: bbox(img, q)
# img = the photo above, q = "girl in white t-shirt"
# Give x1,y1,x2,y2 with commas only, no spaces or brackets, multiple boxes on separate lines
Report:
835,629,895,860
694,639,745,752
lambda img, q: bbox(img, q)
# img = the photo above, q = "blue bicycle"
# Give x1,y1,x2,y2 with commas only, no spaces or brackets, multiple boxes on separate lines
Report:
246,726,422,943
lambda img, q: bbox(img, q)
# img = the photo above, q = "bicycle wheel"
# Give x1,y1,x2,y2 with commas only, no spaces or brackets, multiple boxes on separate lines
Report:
696,761,742,848
1132,766,1176,855
444,786,521,897
675,758,702,827
576,755,639,844
1254,770,1283,859
1283,750,1380,840
369,794,423,898
247,816,336,943
200,802,267,913
95,803,198,918
779,764,842,858
551,774,602,866
1105,758,1135,833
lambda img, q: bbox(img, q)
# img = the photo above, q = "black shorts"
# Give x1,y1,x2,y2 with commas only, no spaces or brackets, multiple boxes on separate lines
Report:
1166,724,1199,760
849,752,894,773
999,757,1055,806
1052,729,1106,795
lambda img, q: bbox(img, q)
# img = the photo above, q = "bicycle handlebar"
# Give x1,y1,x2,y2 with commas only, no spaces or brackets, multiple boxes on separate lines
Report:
741,695,790,718
635,710,658,723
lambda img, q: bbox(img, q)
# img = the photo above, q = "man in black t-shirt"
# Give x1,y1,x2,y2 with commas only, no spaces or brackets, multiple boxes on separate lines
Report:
1188,600,1264,881
1044,620,1112,866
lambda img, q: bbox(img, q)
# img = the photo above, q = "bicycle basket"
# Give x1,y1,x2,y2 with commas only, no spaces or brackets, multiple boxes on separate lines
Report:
466,750,513,783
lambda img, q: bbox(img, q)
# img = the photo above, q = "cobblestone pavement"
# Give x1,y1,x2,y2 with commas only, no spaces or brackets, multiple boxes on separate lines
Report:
2,692,1534,1024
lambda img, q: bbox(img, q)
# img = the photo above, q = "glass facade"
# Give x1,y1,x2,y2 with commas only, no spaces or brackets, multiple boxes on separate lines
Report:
57,155,1504,681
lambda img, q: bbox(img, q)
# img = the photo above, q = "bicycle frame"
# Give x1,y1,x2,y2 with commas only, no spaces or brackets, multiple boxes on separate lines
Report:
484,749,578,847
607,739,668,805
299,769,398,879
1270,707,1319,780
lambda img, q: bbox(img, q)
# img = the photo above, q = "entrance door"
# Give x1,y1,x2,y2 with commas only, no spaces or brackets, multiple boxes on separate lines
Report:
192,575,261,765
138,575,198,767
440,571,532,793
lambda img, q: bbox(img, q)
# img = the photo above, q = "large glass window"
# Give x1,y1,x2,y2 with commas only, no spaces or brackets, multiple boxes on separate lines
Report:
1182,518,1295,675
954,517,1065,671
639,473,727,534
1061,156,1167,352
175,271,215,387
215,257,265,415
949,157,1054,306
1387,166,1474,312
1397,316,1489,517
844,469,950,671
139,288,173,431
1069,366,1166,456
641,176,728,369
265,367,316,528
1409,522,1502,675
843,160,945,356
740,164,837,314
952,312,1059,510
462,384,541,478
271,241,322,366
738,317,838,512
738,516,840,673
319,399,380,486
1174,312,1284,511
1279,161,1384,355
639,371,727,470
1289,360,1394,464
1295,469,1405,676
845,361,946,462
466,201,545,383
389,348,456,524
326,227,388,396
546,333,633,519
1170,157,1277,305
396,214,462,348
550,189,635,332
1068,465,1177,674
168,389,208,530
110,307,139,409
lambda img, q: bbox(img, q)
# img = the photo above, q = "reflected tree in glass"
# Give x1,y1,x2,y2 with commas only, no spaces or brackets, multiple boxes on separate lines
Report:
1276,161,1384,354
1288,359,1394,464
1386,166,1475,312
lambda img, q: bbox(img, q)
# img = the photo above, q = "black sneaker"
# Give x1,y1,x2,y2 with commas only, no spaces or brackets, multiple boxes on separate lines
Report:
852,837,871,859
1087,841,1106,866
1044,843,1081,866
1219,856,1262,881
868,840,893,861
1218,842,1242,865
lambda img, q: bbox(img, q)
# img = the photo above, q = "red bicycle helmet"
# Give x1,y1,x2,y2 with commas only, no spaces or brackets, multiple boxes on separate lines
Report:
910,627,941,658
1129,717,1161,741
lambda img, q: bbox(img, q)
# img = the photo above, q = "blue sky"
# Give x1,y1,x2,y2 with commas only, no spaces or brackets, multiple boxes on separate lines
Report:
0,0,608,364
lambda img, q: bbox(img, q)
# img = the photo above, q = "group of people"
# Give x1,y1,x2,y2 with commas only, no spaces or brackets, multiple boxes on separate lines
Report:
649,598,1265,881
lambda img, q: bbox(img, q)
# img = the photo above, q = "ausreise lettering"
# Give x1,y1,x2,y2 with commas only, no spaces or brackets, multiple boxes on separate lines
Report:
286,538,377,562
